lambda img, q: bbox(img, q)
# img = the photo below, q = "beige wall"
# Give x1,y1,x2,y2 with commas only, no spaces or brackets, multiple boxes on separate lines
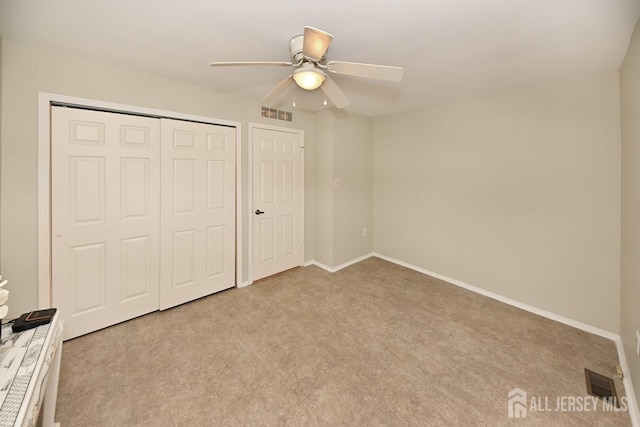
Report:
621,17,640,410
372,72,621,333
0,39,316,316
313,110,334,266
314,109,373,268
332,111,372,266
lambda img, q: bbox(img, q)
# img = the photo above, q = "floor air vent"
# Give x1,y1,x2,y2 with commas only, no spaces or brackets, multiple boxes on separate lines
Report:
585,368,619,407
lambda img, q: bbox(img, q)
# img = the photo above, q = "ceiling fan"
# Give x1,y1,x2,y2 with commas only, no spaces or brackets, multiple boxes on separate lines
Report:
210,26,404,109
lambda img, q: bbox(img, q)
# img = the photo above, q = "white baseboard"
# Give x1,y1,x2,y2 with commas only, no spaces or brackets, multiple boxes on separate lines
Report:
615,337,640,426
305,253,374,273
249,256,366,283
332,253,375,272
309,260,333,272
372,253,616,338
372,252,639,426
237,281,252,288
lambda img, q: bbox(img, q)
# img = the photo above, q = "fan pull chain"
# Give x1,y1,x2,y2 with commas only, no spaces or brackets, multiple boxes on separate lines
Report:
292,83,297,108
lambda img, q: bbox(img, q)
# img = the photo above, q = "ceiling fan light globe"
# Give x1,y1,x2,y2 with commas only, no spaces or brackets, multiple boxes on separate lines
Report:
293,68,325,90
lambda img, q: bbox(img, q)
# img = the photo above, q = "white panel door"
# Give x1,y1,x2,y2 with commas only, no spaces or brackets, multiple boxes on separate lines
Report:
252,128,303,280
160,119,236,309
51,107,160,339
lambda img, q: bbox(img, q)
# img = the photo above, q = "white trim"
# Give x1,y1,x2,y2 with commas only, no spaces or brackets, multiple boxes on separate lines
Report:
39,93,241,127
37,94,52,309
305,253,374,273
372,252,639,425
37,92,243,308
247,126,254,283
331,253,374,272
238,281,253,288
309,261,333,273
235,125,243,287
373,252,618,339
249,122,306,134
615,337,640,426
247,122,304,283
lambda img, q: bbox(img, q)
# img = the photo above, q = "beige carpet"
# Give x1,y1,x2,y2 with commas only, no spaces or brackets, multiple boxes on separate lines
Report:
56,257,632,426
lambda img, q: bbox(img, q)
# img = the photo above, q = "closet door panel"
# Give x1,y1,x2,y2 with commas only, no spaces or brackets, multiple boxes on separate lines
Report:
52,107,161,340
160,119,236,310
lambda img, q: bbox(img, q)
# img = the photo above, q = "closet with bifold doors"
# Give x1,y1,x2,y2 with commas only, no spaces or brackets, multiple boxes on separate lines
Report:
51,106,236,339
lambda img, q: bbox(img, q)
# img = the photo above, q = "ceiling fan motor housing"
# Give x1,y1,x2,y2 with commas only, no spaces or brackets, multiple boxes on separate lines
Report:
289,35,305,63
289,34,326,64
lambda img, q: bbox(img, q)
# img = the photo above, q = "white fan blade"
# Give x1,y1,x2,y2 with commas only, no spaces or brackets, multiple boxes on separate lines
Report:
320,75,351,109
326,61,404,81
260,75,294,105
303,26,334,61
210,61,293,67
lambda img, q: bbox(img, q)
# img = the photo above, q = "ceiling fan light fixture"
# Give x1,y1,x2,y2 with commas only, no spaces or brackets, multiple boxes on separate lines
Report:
293,65,326,90
212,27,403,110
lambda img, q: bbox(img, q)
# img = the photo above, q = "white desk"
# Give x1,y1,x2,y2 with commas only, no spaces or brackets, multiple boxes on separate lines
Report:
0,313,63,427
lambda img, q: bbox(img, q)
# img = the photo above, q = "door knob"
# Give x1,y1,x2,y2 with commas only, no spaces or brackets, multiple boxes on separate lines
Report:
255,210,265,215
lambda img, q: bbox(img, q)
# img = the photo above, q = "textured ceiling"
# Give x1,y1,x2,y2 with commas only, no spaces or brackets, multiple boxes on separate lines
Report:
1,0,639,116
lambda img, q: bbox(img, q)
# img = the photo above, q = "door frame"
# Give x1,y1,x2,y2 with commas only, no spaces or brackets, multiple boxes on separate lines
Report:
247,122,304,284
37,92,243,309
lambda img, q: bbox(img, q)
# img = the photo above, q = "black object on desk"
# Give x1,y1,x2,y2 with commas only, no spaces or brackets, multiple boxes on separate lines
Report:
12,308,57,332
